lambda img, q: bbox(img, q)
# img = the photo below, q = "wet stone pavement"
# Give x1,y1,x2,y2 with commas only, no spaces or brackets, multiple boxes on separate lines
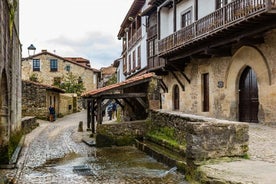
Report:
1,111,187,184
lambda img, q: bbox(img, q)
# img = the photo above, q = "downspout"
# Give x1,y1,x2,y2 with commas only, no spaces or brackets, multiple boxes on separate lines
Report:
195,0,198,21
173,0,176,32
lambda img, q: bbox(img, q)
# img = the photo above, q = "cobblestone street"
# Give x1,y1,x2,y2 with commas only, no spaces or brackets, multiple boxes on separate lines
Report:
11,111,95,183
1,111,186,184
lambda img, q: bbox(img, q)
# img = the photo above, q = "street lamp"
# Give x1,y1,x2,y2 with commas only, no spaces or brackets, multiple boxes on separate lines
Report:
27,44,36,56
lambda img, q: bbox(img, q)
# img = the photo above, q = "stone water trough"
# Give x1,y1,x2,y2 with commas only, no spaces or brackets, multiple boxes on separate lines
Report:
96,110,249,182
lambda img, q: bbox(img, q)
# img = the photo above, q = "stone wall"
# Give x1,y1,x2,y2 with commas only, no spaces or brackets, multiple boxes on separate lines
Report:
96,121,148,147
0,0,21,147
22,81,47,119
59,93,77,116
161,29,276,124
150,110,249,161
21,117,39,134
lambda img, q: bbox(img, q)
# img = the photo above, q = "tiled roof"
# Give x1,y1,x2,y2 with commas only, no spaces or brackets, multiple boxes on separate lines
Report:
22,80,65,93
22,50,100,72
82,72,154,97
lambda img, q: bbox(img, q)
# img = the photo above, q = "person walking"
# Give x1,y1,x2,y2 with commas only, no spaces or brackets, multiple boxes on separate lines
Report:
49,105,55,122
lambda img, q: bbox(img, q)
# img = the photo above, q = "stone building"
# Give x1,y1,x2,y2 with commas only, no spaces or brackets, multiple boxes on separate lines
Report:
22,80,64,119
143,0,276,124
116,0,276,125
99,64,117,87
0,0,22,147
21,50,100,93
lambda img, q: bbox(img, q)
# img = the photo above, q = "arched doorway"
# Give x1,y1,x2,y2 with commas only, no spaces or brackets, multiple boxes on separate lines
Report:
173,85,179,110
0,71,9,145
239,66,259,123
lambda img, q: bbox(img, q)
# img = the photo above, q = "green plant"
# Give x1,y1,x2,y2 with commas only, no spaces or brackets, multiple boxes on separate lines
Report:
105,73,117,86
29,73,39,82
0,130,23,164
53,72,86,96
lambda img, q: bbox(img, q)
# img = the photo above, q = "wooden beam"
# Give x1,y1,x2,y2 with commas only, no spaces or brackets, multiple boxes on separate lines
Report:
171,71,185,91
169,63,191,84
204,47,232,57
87,100,91,129
159,79,168,93
101,93,147,99
91,100,96,134
96,98,103,124
123,98,135,111
136,98,147,109
115,99,124,109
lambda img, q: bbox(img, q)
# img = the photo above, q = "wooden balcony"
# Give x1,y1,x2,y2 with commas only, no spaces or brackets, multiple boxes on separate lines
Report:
148,24,157,39
158,0,276,57
128,27,142,49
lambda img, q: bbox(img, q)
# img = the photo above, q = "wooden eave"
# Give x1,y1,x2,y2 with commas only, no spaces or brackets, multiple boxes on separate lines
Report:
82,73,154,99
22,80,65,93
117,0,146,38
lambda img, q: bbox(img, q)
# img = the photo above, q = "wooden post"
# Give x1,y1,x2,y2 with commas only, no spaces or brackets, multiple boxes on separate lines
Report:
87,100,91,129
91,99,96,134
97,98,103,124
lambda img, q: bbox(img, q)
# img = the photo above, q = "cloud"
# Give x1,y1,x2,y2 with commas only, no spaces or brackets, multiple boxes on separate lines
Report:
45,31,121,69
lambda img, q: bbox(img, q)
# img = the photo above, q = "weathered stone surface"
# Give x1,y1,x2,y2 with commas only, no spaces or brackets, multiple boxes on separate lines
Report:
150,110,249,161
96,121,148,147
160,29,276,125
185,121,249,160
21,117,39,134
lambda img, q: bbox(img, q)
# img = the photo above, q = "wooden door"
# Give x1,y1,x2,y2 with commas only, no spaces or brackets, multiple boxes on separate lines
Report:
239,67,259,123
173,85,179,110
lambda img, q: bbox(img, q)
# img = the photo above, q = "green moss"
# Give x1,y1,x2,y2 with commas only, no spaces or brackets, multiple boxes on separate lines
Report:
147,126,185,148
0,130,23,164
115,136,134,146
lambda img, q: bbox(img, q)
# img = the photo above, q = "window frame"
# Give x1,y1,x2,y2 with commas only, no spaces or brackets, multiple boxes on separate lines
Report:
32,59,40,72
50,59,58,72
181,8,192,28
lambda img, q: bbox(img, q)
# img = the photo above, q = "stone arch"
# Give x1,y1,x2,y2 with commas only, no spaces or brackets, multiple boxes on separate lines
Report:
0,70,9,146
226,46,271,89
225,46,270,121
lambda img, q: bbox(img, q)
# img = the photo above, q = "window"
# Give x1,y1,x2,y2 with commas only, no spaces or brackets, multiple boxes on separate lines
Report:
202,73,209,112
65,65,71,72
216,0,227,9
50,59,58,72
148,41,154,57
132,50,136,71
128,54,131,73
137,46,141,69
181,10,192,28
32,59,40,71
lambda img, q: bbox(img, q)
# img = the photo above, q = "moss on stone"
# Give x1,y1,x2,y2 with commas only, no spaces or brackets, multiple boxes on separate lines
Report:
0,130,23,164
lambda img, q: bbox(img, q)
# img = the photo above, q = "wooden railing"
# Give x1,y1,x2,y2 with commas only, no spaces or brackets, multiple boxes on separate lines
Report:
158,0,275,55
148,24,157,38
128,27,142,49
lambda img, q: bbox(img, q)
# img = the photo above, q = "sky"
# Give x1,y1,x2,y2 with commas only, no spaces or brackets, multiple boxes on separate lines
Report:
20,0,134,69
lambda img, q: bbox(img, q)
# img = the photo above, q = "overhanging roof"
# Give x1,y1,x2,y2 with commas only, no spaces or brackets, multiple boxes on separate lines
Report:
117,0,146,38
82,73,154,98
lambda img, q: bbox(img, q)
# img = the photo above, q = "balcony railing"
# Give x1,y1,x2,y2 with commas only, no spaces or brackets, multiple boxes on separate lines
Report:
148,24,157,38
128,27,142,49
159,0,276,55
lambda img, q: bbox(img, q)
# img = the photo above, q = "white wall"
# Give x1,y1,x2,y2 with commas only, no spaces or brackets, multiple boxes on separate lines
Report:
198,0,216,19
176,0,194,30
160,7,174,39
